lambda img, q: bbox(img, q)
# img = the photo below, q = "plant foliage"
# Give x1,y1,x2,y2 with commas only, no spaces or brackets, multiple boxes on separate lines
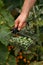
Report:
0,0,43,65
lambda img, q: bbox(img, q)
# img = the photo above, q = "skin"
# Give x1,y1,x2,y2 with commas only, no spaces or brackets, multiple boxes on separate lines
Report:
14,0,36,30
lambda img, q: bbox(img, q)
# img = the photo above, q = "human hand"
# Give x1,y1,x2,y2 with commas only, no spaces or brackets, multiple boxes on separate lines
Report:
14,13,27,30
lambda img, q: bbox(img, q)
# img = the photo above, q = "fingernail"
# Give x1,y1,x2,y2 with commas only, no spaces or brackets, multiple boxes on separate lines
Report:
18,28,20,30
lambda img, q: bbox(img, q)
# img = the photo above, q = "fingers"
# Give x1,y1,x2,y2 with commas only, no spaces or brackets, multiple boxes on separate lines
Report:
14,15,26,30
18,22,26,30
14,18,19,28
18,21,23,30
15,20,26,30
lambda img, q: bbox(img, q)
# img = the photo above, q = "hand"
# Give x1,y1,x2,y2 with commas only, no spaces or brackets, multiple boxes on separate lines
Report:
14,13,27,30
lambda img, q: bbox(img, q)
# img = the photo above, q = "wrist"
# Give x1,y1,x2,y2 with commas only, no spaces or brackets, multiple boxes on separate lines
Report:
21,11,29,19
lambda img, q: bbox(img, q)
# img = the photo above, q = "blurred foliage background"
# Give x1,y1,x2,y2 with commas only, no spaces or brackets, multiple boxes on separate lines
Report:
0,0,43,65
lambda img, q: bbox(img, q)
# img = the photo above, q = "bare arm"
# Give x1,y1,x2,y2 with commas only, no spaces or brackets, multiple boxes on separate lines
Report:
21,0,36,17
15,0,36,30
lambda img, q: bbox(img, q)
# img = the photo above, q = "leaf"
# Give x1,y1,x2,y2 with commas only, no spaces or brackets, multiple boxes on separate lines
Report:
29,61,43,65
0,43,9,64
0,9,14,46
0,25,11,46
0,10,14,27
0,0,4,9
6,55,16,65
3,0,24,8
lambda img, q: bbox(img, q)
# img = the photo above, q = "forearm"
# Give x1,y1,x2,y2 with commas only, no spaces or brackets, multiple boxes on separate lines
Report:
21,0,36,16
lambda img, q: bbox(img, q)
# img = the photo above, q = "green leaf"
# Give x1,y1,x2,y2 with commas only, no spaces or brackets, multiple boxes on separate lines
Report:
29,61,43,65
7,55,16,65
0,43,9,64
0,9,14,46
0,0,4,9
0,10,14,27
0,25,11,46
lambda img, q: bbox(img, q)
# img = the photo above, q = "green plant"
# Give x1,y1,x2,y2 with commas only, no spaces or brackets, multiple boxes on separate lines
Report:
0,0,43,65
